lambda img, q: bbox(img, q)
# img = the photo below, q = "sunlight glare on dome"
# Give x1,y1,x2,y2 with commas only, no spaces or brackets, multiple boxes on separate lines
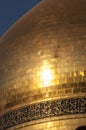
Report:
40,61,56,87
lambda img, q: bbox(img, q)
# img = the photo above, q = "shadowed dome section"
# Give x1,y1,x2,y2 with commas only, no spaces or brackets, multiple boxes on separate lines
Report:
76,126,86,130
0,0,86,130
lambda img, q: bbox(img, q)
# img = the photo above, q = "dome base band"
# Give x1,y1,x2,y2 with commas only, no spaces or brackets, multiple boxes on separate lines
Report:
0,97,86,130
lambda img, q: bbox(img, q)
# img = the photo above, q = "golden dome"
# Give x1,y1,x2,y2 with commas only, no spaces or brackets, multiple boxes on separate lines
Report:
0,0,86,129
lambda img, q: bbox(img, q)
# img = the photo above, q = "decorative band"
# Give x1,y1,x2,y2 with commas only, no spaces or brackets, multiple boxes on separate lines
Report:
0,97,86,130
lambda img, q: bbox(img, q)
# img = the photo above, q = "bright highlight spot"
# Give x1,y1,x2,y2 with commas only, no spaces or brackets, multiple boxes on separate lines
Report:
41,68,53,86
40,60,55,87
80,71,85,77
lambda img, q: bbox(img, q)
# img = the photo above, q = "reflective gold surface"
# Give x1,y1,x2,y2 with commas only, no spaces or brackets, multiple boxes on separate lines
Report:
0,0,86,115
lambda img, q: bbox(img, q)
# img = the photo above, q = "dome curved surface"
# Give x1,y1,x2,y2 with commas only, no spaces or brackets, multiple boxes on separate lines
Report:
0,0,86,129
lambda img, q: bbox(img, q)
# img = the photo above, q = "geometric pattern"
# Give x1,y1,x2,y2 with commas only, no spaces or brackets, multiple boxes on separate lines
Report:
0,98,86,130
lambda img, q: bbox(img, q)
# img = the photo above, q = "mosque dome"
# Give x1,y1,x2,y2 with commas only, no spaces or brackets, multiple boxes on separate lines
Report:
0,0,86,130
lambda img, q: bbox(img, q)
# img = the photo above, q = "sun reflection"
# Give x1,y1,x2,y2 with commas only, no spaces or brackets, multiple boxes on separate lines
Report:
41,67,53,86
40,61,55,87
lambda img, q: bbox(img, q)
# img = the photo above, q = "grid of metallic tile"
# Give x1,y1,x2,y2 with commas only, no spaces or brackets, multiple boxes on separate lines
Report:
0,97,86,130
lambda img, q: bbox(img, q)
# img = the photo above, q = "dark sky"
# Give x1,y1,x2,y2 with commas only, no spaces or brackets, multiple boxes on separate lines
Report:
0,0,41,36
